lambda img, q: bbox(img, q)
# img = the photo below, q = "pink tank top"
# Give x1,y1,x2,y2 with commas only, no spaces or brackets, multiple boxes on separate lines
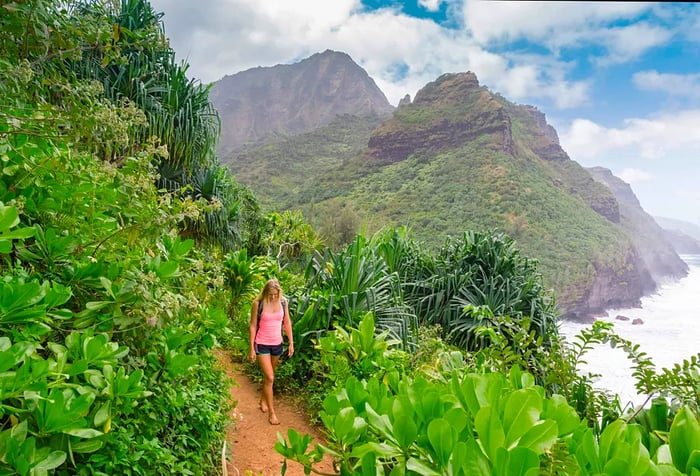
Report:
254,301,284,345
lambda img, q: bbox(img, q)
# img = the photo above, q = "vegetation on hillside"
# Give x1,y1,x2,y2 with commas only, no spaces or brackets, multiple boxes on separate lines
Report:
0,0,259,473
2,1,700,475
226,72,650,316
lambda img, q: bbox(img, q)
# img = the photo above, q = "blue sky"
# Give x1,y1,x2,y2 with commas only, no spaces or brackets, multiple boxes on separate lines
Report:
149,0,700,226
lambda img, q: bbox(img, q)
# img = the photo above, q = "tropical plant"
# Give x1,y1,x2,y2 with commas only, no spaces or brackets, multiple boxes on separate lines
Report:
277,366,585,475
300,234,417,350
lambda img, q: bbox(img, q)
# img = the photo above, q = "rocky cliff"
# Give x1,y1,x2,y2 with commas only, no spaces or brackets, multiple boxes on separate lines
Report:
587,166,688,282
357,72,656,318
210,49,394,154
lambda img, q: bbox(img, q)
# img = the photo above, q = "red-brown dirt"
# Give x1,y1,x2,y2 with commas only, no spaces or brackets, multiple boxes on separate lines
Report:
215,350,335,475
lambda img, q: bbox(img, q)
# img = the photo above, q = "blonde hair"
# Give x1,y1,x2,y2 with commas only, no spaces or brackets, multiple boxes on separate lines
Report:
257,279,282,302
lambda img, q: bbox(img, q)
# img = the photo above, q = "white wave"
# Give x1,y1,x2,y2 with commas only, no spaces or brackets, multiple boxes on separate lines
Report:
559,255,700,407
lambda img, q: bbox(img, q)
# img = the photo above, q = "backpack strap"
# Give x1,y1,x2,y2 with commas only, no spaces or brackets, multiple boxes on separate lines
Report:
256,299,263,336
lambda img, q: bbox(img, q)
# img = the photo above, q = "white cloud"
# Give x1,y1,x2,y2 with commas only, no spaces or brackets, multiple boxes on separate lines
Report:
464,1,651,45
560,110,700,163
464,2,670,65
152,0,361,83
151,0,593,107
595,23,673,64
559,111,700,225
619,168,653,184
634,70,700,97
418,0,445,12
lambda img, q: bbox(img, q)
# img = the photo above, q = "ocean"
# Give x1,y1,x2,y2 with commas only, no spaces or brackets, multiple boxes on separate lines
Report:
558,254,700,407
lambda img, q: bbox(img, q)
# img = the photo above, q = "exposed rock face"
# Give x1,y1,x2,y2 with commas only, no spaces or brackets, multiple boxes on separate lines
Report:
366,73,514,163
588,166,688,282
566,250,655,320
210,50,394,154
365,72,619,225
521,105,560,144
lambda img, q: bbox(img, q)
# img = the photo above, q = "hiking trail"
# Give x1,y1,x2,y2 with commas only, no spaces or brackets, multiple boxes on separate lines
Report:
215,350,335,475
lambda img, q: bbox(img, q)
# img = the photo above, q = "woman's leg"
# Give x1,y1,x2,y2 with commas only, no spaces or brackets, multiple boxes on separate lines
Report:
257,354,281,424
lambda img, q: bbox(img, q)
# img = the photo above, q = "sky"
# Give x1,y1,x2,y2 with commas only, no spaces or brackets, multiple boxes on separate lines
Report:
149,0,700,227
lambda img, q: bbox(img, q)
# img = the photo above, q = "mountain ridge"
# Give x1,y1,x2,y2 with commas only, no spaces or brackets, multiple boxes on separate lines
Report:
210,49,394,154
216,51,687,319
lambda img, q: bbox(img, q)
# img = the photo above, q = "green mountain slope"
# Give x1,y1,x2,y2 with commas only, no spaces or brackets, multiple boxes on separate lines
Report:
223,113,384,210
225,71,670,319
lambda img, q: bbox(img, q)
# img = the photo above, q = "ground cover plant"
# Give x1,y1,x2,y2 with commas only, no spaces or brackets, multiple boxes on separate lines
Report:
3,1,700,475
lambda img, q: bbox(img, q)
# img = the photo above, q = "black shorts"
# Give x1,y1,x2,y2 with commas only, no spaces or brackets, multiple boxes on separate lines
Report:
255,343,284,357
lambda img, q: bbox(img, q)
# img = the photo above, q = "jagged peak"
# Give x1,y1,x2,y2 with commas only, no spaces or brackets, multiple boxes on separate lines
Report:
312,49,353,61
413,71,482,104
211,50,394,153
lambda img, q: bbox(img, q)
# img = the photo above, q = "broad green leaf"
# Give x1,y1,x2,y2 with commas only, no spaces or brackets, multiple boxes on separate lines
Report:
156,260,178,279
670,407,700,473
405,457,441,476
444,407,469,436
85,301,111,311
334,407,366,445
33,450,66,471
503,389,541,446
542,394,581,436
359,452,379,476
599,420,627,464
93,401,110,427
517,420,557,454
577,429,603,474
364,404,395,442
654,464,685,476
0,227,35,239
604,458,633,475
393,412,418,450
456,439,492,476
418,390,442,423
64,428,102,438
650,398,669,432
475,405,505,462
686,450,700,474
70,439,103,454
352,442,402,460
0,204,19,230
502,447,539,476
427,418,455,468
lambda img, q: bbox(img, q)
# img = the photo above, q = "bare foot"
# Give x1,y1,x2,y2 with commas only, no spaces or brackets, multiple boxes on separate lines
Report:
259,400,268,413
268,414,280,425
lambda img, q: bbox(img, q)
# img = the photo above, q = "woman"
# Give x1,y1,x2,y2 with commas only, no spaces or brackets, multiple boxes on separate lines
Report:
249,279,294,425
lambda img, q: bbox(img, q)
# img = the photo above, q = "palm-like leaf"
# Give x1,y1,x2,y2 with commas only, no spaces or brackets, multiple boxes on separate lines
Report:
296,235,417,352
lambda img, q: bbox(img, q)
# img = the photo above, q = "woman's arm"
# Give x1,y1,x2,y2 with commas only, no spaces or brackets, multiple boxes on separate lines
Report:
283,300,294,357
249,300,258,361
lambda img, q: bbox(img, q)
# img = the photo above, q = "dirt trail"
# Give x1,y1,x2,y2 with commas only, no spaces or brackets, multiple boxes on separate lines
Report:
215,350,335,475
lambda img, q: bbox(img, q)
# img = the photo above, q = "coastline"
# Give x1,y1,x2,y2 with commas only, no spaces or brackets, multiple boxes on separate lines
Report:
558,254,700,406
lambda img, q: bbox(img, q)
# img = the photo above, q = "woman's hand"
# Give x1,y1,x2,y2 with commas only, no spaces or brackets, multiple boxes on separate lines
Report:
249,348,256,362
287,346,294,358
